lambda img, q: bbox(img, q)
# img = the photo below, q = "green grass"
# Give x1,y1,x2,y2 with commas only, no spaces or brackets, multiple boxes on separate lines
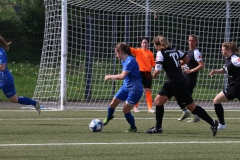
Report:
0,108,239,160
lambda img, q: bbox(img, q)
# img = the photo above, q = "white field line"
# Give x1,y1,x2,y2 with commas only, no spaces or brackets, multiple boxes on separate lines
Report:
1,109,240,112
0,117,239,121
0,141,240,147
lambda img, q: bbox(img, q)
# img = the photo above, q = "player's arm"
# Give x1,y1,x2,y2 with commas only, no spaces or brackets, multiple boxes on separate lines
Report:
105,71,129,81
130,47,138,56
209,68,226,77
152,63,162,78
152,51,163,78
179,51,188,65
0,63,6,71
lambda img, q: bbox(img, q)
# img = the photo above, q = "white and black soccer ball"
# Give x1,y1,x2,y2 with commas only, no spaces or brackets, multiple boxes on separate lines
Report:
89,119,103,132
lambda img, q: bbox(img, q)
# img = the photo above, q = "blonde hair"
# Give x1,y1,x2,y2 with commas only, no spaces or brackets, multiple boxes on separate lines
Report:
189,34,199,42
0,35,11,51
152,36,171,50
222,41,240,54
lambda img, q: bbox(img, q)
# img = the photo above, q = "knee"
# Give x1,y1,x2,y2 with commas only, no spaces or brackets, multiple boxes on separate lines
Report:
213,98,218,104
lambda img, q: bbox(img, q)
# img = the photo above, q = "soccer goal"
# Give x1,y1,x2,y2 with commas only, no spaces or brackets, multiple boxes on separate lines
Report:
34,0,240,110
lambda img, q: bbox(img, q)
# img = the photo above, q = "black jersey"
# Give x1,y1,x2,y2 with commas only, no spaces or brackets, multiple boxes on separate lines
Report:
156,48,186,83
223,54,240,87
182,48,202,84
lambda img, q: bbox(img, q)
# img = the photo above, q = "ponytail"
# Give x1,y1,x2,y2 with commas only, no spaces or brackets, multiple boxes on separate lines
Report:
0,35,11,51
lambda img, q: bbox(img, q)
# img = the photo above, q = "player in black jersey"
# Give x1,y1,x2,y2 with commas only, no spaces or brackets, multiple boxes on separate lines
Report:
145,35,218,136
209,41,240,131
178,35,203,122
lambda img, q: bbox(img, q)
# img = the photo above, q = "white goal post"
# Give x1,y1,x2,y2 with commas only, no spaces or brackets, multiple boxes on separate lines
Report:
34,0,240,110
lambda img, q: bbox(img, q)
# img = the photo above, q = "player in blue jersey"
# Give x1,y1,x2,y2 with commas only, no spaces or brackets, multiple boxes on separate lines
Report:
209,41,240,130
145,35,218,136
103,42,143,132
0,35,41,115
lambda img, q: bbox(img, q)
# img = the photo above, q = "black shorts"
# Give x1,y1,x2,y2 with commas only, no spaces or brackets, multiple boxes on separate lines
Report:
223,85,240,101
140,71,152,88
187,83,196,95
159,81,193,105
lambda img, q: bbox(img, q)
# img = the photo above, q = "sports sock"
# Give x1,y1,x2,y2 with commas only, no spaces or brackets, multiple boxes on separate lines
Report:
214,103,225,125
125,112,136,129
18,96,36,106
107,106,115,119
192,105,214,126
155,105,164,129
146,91,152,109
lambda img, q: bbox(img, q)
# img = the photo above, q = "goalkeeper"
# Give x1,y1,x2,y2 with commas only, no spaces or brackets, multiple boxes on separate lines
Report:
130,37,155,113
103,43,143,132
0,35,41,115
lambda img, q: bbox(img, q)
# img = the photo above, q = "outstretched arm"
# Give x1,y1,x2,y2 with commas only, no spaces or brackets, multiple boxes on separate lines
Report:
105,71,129,81
209,68,226,77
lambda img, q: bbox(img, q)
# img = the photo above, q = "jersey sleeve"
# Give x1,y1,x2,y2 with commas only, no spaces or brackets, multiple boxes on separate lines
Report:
123,58,136,72
178,50,186,60
194,49,203,62
231,55,240,67
130,47,139,56
0,50,6,64
155,51,163,64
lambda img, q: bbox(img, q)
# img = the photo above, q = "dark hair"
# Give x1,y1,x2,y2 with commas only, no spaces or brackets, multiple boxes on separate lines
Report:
115,43,132,56
140,37,149,43
0,35,11,51
222,41,240,54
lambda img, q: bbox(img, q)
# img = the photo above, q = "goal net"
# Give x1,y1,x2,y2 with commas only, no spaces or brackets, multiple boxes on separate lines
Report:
34,0,240,109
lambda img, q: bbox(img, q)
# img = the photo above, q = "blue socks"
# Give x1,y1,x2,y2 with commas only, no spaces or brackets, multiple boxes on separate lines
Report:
107,106,115,119
18,96,36,106
125,112,136,129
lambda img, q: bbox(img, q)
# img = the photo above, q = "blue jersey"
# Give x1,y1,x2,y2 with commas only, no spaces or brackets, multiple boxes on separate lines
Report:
0,47,14,87
121,56,142,91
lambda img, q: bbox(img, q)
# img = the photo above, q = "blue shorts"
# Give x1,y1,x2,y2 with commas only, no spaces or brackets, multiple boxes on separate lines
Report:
1,82,16,98
115,87,143,105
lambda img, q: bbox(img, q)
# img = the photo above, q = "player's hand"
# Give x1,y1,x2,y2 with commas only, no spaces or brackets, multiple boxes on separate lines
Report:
184,69,192,74
209,70,215,77
104,75,110,81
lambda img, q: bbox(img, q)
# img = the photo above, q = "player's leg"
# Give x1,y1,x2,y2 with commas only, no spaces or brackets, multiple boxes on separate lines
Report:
187,83,200,123
177,98,190,121
123,89,143,132
143,72,155,113
146,82,170,134
103,88,126,126
175,83,218,136
2,82,41,115
213,90,231,130
186,102,218,136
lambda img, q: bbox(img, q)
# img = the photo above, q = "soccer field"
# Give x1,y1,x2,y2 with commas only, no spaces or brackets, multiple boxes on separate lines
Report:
0,109,240,160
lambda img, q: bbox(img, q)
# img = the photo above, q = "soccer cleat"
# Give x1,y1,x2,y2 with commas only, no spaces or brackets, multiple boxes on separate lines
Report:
187,116,201,123
133,107,140,113
148,108,155,113
178,111,190,121
146,127,162,134
218,123,226,130
34,101,41,115
103,116,114,126
210,120,219,137
125,127,137,133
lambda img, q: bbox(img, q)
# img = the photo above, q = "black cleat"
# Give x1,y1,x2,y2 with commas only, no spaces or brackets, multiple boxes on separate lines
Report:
210,120,219,137
146,127,162,134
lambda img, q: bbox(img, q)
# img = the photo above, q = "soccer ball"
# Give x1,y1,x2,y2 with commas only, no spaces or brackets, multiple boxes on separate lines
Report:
89,119,103,132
